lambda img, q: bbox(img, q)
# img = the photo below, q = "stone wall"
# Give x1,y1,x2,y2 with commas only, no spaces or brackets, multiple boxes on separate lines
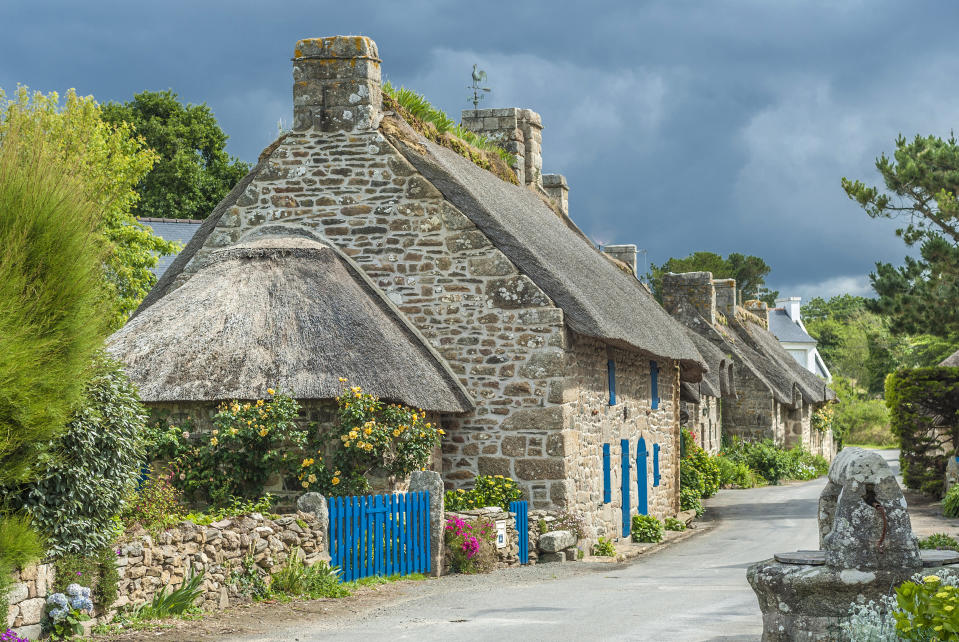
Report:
662,272,716,324
682,395,722,455
6,511,327,640
444,508,522,570
721,372,781,443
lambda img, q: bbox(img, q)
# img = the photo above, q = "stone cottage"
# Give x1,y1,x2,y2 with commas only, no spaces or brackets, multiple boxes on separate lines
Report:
114,35,708,542
662,272,835,459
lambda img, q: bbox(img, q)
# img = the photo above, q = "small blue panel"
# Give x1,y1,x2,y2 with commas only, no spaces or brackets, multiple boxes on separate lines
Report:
653,443,661,487
650,360,659,410
608,359,616,405
603,443,611,503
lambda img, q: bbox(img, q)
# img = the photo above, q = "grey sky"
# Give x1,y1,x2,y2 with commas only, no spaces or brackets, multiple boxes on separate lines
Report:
3,0,955,300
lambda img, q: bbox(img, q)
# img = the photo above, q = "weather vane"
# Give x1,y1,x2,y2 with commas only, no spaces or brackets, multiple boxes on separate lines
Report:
468,64,491,109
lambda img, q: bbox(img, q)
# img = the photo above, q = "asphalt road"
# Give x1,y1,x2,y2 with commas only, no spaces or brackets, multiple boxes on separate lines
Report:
236,473,834,642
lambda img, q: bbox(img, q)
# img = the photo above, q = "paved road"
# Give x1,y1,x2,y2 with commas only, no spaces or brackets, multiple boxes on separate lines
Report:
235,473,833,642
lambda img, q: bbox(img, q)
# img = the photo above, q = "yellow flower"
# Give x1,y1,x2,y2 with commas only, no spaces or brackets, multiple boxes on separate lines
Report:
243,403,251,410
457,488,465,493
338,377,347,382
506,477,513,482
302,459,311,468
331,477,340,485
212,429,219,436
393,429,401,437
210,437,218,446
231,428,238,435
259,428,268,437
495,475,503,479
247,420,253,425
334,470,341,476
267,388,275,395
256,399,264,407
344,441,351,447
302,481,309,488
937,592,949,598
349,430,358,439
351,386,361,393
946,605,955,612
925,576,943,584
364,427,373,435
308,474,317,483
439,429,446,435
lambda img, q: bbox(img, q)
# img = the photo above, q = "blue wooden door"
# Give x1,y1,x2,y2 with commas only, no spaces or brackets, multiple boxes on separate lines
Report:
636,437,648,516
510,500,529,564
620,438,630,537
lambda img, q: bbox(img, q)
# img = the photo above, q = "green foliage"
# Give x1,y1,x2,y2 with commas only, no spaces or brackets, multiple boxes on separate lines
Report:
682,430,720,498
715,455,760,489
183,495,275,526
919,533,959,551
52,547,119,609
944,486,959,518
1,85,176,327
444,516,497,574
121,471,185,534
894,575,959,639
648,251,778,305
630,514,664,543
886,367,959,497
445,475,522,512
228,554,270,600
592,537,616,557
719,439,827,485
843,133,959,339
17,355,147,556
133,571,204,619
664,517,686,532
830,375,895,447
268,550,348,599
680,460,705,498
0,513,46,616
382,81,516,166
680,486,704,517
101,90,250,222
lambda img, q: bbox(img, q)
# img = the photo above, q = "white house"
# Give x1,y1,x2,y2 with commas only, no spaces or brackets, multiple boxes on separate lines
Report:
768,297,831,381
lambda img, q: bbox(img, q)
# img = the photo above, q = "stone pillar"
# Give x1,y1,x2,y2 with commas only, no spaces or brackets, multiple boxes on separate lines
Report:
296,492,329,540
409,470,445,577
542,174,569,216
292,36,382,133
661,272,716,325
461,107,543,188
744,299,769,327
601,244,637,276
713,279,736,319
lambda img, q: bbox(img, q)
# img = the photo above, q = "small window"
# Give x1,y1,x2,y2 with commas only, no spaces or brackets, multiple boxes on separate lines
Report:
608,359,616,405
650,360,659,409
602,443,611,503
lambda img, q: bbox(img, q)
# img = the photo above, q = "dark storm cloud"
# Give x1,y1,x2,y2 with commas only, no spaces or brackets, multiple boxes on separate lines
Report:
3,0,957,299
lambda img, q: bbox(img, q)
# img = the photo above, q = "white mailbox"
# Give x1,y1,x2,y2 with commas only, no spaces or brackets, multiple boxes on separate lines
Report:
495,520,507,548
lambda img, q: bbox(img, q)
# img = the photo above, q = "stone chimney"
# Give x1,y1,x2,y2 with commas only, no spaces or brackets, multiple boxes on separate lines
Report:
744,299,769,326
542,174,569,216
602,244,637,275
461,108,543,188
713,279,737,319
661,272,716,325
776,296,802,322
292,36,382,133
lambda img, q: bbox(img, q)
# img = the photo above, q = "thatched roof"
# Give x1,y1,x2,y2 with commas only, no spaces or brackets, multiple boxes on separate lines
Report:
108,236,474,413
384,121,706,382
941,349,959,367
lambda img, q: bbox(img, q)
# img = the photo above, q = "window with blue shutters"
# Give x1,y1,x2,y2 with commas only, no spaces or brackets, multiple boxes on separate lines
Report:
650,360,659,409
602,443,611,503
607,359,616,405
653,443,661,487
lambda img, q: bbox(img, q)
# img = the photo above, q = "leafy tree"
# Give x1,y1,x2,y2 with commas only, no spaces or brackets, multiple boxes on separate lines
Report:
101,90,250,221
842,133,959,337
0,86,178,327
649,251,779,305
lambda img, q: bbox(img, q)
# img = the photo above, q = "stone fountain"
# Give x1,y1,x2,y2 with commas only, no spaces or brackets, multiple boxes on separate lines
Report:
747,447,959,640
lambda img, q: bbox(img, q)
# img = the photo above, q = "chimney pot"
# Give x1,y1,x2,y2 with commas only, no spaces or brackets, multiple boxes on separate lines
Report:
462,107,543,188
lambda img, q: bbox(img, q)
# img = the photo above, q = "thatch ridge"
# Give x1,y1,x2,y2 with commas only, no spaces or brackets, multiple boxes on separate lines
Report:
383,125,706,381
108,235,474,413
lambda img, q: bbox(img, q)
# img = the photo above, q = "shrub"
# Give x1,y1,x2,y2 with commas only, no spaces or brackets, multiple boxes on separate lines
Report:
919,533,959,551
53,547,121,610
17,355,147,556
680,460,705,498
445,475,522,511
682,432,720,498
722,439,792,485
120,471,185,534
268,549,348,599
782,446,829,481
229,554,270,600
894,574,959,639
886,367,959,497
592,537,616,557
664,517,686,532
444,516,497,574
716,456,759,488
943,486,959,518
680,486,704,517
631,515,664,543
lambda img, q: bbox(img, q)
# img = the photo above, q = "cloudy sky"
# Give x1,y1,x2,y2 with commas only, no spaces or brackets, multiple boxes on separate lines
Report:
3,1,956,299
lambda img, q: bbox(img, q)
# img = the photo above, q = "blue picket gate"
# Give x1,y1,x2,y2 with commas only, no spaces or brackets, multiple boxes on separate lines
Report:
510,500,529,564
328,491,431,582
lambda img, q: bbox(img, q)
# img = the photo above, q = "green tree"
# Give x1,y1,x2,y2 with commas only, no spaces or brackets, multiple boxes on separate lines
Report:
0,86,178,327
842,133,959,337
101,90,250,221
649,251,779,305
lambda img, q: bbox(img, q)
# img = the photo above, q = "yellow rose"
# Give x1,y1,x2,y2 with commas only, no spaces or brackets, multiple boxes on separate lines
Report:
334,470,341,476
259,428,268,437
302,459,311,468
231,428,238,435
267,388,275,395
243,403,251,410
210,437,218,446
302,481,309,488
331,477,340,485
344,441,351,447
212,429,219,436
439,429,446,435
308,474,317,483
393,429,401,437
925,576,943,584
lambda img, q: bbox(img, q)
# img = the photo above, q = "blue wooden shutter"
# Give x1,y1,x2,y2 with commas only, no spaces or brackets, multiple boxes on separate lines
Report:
636,437,648,516
650,360,659,409
620,439,631,537
608,359,616,405
602,443,611,503
653,443,661,487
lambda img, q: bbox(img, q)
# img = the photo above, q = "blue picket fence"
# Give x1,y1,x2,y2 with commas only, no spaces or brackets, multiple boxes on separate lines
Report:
510,500,529,564
328,491,431,582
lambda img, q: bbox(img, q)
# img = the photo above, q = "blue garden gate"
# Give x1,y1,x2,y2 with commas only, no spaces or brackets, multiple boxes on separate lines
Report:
636,437,649,516
621,438,630,537
328,491,430,582
510,500,529,564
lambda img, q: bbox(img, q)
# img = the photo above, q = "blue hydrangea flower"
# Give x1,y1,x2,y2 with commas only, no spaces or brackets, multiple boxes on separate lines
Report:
70,595,94,612
46,592,68,609
66,583,84,597
48,606,67,622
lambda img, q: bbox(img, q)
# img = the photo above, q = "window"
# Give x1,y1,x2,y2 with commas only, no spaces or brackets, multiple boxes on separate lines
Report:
607,359,616,405
650,360,659,409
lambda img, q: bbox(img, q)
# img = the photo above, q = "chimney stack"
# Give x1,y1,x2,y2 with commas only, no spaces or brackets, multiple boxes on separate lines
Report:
542,174,569,216
713,279,737,319
744,299,769,327
776,296,802,322
461,108,543,188
661,272,716,326
602,244,637,276
292,36,382,133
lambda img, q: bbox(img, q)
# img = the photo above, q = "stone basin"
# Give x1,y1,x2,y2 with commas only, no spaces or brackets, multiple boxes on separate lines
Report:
773,549,959,567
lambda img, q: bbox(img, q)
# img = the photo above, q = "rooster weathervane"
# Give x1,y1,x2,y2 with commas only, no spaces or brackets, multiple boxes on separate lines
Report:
468,64,491,109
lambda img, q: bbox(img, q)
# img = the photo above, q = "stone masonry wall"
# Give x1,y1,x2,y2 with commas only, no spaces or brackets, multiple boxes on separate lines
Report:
682,395,722,455
6,512,327,640
722,373,781,444
562,333,680,541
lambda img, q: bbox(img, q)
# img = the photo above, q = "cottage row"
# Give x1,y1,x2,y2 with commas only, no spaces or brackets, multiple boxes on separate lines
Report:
109,35,835,545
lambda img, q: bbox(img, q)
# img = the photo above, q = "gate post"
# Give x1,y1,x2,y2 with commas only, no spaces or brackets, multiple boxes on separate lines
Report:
410,470,444,577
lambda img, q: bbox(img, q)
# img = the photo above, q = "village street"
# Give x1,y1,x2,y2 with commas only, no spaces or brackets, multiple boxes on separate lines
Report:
227,455,867,642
